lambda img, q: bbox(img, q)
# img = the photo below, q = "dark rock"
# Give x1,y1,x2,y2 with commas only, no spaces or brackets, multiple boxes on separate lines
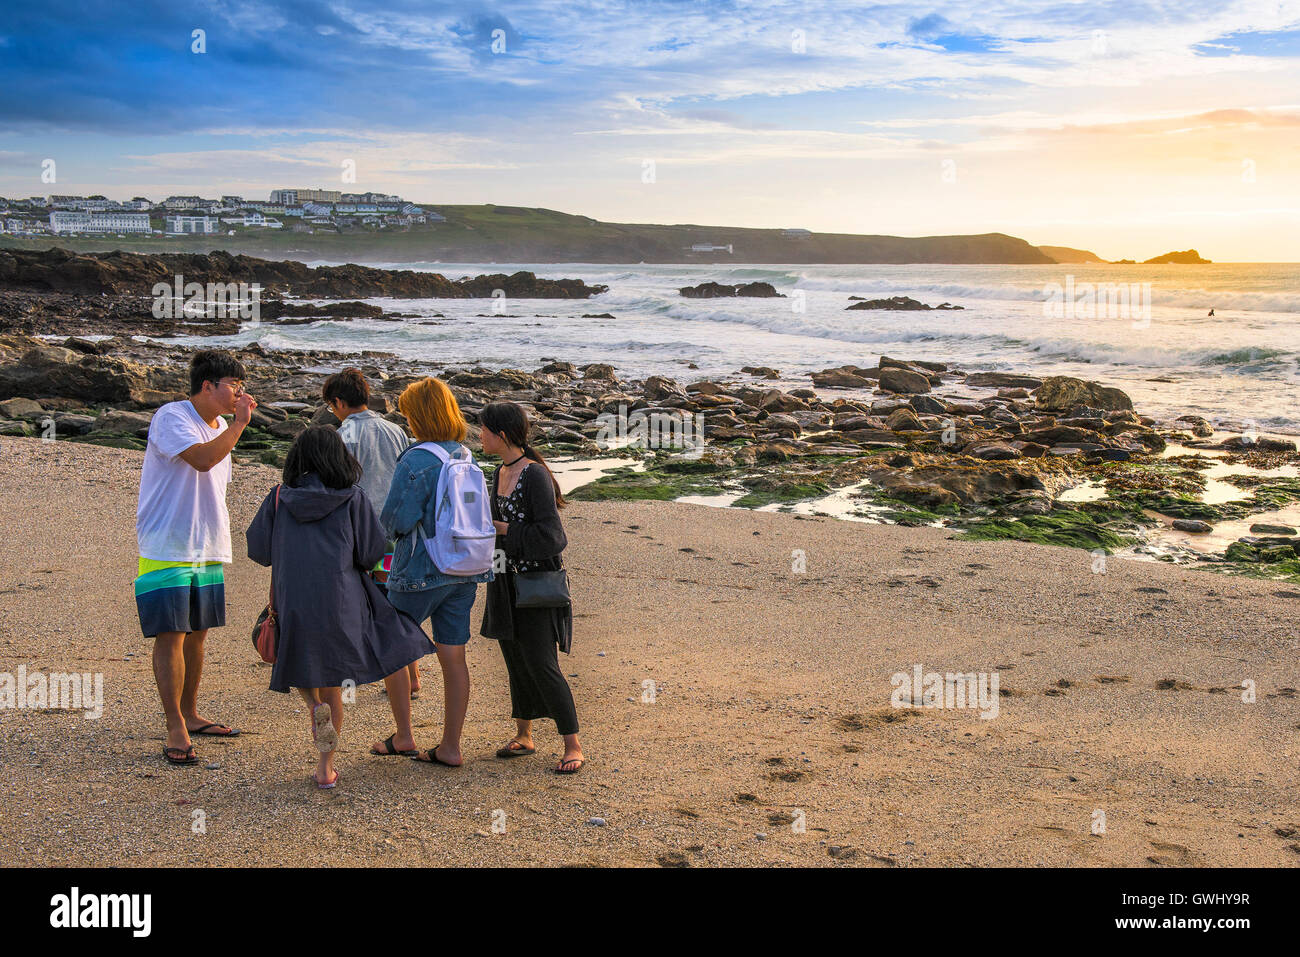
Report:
91,409,154,437
845,296,962,311
0,248,608,299
0,343,147,403
909,394,946,415
310,404,342,428
269,418,309,439
885,407,925,432
741,366,780,379
1219,435,1296,452
642,375,686,401
1008,441,1048,458
868,463,1046,507
679,281,784,298
811,370,871,388
1173,414,1213,437
52,412,96,435
0,397,43,418
757,389,807,413
1022,425,1107,446
963,372,1043,389
1034,376,1133,413
1172,519,1213,533
448,368,538,392
881,356,947,373
878,367,931,395
965,441,1021,461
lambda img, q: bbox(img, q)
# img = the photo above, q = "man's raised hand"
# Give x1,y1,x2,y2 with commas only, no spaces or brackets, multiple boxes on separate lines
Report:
235,391,258,427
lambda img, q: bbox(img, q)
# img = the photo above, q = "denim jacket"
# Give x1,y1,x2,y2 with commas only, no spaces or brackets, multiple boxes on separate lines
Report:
380,440,495,592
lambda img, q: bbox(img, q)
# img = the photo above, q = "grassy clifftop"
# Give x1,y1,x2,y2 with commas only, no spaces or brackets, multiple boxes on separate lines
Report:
0,204,1056,264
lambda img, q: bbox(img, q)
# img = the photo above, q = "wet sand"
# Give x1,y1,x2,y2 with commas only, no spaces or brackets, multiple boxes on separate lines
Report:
0,436,1297,867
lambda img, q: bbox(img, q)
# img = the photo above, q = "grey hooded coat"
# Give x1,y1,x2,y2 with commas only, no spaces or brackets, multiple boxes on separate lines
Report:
246,474,434,693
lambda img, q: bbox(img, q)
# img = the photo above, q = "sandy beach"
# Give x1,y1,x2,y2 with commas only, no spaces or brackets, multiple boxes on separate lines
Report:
0,434,1296,867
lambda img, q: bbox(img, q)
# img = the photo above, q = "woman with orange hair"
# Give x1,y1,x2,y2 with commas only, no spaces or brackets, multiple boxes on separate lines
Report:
379,377,493,766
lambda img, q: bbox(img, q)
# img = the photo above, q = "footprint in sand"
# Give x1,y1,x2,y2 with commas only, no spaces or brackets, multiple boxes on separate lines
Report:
1147,841,1194,866
769,769,808,783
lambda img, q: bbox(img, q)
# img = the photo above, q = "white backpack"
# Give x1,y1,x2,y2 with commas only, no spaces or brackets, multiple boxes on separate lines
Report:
413,442,496,576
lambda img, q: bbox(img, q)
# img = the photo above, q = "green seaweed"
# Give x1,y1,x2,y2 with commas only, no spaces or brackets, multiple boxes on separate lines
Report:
956,509,1132,552
732,481,830,509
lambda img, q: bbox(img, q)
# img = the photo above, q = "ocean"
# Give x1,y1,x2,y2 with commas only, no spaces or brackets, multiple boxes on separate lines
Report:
196,261,1300,434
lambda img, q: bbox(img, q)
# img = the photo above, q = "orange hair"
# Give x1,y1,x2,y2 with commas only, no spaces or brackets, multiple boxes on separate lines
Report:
398,377,468,443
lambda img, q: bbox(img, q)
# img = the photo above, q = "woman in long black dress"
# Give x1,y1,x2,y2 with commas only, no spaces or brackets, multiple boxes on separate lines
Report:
478,402,583,774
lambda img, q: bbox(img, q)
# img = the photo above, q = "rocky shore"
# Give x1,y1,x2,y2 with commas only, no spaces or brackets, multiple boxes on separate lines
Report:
0,247,608,338
1,328,1297,584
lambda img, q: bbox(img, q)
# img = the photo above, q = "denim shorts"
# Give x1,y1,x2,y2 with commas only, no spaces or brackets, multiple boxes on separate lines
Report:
387,581,477,647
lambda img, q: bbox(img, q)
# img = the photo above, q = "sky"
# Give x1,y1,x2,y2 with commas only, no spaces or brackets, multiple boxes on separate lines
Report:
1,0,1298,260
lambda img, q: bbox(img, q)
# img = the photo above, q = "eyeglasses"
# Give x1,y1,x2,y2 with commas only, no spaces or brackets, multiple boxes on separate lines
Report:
215,378,246,395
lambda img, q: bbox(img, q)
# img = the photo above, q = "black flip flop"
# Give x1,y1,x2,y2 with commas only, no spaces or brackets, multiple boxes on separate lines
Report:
411,747,460,767
496,742,536,758
554,757,585,775
163,745,198,765
371,733,418,757
189,723,241,737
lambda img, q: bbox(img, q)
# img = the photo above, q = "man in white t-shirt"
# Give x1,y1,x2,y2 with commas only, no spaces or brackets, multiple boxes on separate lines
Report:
135,350,257,766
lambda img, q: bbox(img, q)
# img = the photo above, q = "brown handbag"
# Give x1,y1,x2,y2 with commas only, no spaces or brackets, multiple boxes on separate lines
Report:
251,485,281,664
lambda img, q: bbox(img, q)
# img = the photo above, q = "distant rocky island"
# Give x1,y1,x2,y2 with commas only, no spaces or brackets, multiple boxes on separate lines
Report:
1109,249,1212,265
1142,249,1212,264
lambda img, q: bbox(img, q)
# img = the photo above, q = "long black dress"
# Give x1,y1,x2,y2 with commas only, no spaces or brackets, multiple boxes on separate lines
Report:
480,463,577,734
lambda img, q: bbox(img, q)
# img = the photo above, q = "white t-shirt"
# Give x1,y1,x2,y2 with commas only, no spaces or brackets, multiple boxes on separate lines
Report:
136,400,233,563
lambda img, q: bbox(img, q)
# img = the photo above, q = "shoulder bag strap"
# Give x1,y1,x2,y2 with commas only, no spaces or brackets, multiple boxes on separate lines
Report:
268,484,280,613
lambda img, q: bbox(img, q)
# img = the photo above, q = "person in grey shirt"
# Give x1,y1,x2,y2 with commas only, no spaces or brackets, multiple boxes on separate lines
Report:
322,368,421,699
324,369,411,514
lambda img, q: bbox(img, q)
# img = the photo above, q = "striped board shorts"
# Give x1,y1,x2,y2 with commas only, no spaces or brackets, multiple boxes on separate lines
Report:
134,558,226,638
371,540,395,584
